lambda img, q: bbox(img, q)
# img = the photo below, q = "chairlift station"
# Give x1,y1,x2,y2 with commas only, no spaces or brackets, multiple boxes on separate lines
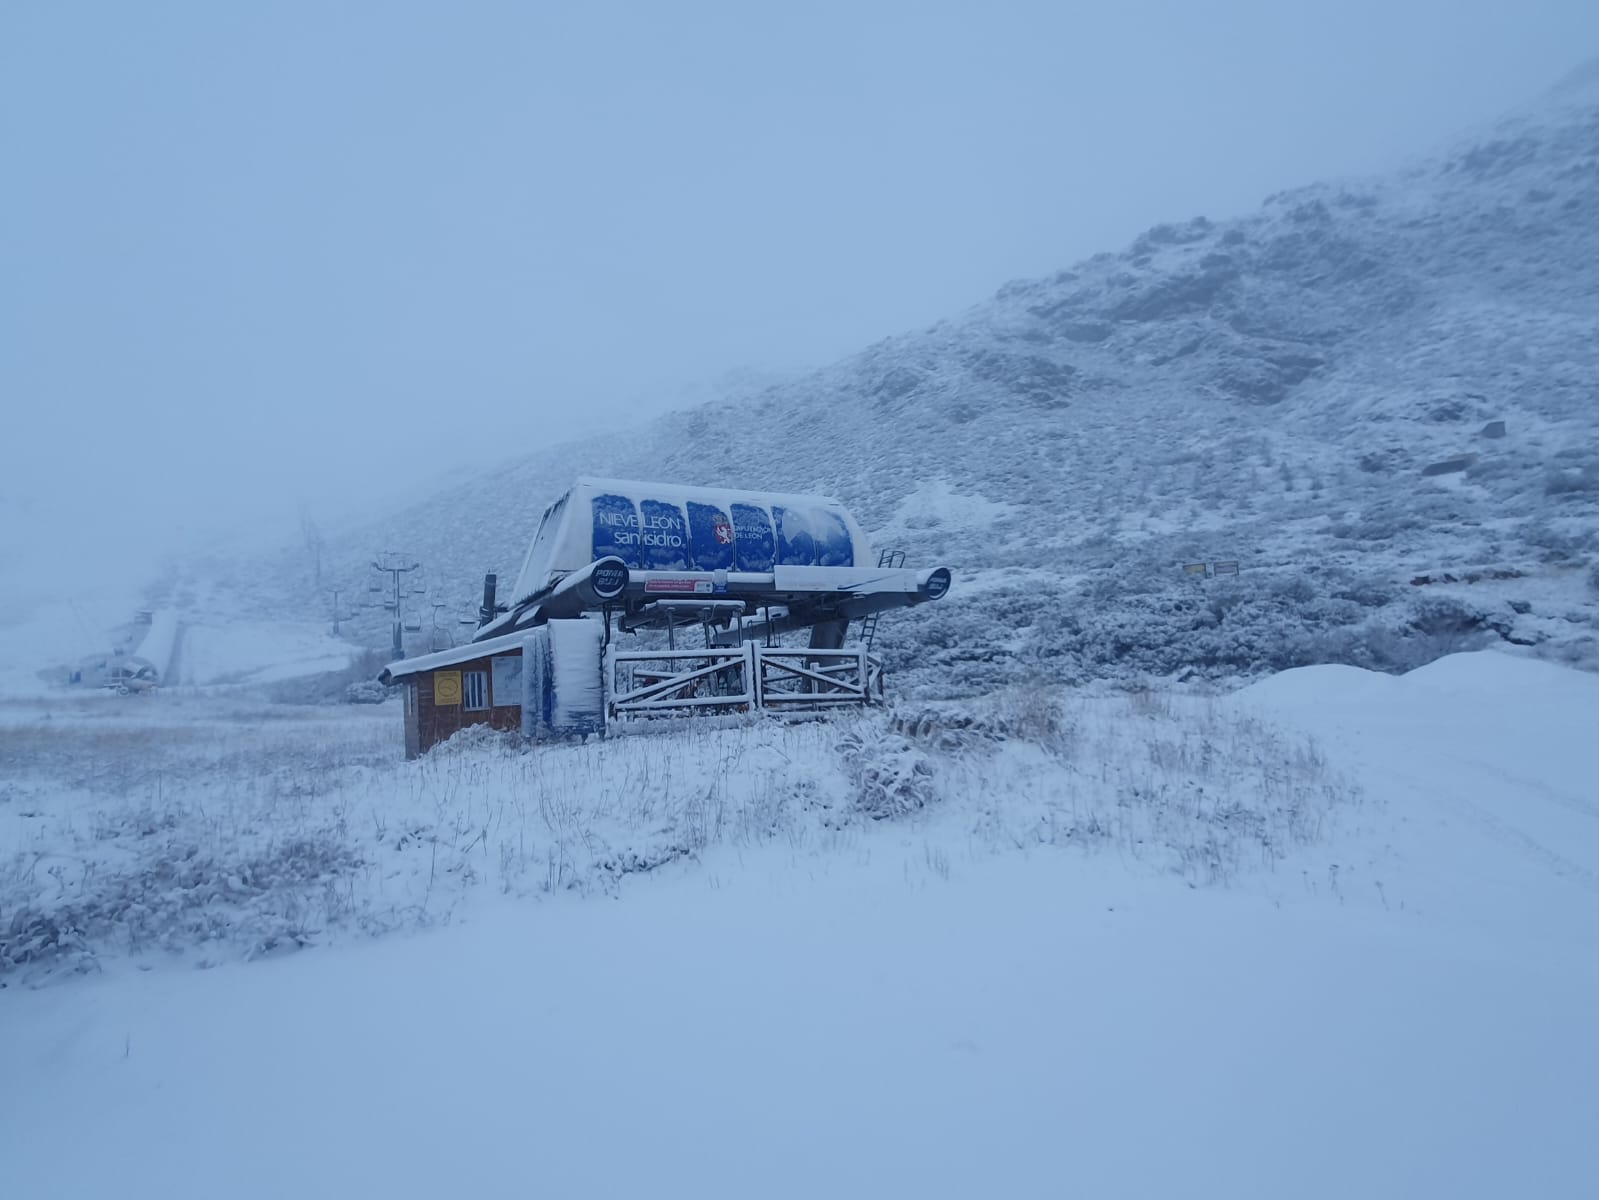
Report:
379,478,952,757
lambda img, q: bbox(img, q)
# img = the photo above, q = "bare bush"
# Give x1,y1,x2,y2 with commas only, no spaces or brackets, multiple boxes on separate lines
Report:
986,683,1075,756
1122,687,1174,718
960,693,1357,887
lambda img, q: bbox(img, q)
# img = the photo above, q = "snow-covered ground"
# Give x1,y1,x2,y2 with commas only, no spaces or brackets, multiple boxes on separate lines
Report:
0,591,149,696
0,601,357,694
173,618,355,685
2,651,1595,1197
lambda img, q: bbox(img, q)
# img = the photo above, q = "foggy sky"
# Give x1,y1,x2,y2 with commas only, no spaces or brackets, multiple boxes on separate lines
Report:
4,0,1598,613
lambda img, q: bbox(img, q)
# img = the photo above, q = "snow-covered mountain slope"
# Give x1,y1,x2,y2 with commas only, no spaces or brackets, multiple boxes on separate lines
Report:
204,64,1599,690
5,651,1596,1199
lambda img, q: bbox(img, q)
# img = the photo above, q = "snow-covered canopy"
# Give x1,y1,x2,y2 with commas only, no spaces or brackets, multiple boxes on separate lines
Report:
507,477,872,608
379,628,530,684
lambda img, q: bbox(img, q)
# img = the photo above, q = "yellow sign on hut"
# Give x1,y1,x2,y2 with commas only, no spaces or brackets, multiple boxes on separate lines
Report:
433,670,462,706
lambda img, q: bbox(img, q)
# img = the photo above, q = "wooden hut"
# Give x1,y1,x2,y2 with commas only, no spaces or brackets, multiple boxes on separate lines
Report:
379,631,527,759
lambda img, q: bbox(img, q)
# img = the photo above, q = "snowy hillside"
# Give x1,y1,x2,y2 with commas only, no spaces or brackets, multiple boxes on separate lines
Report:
177,66,1599,691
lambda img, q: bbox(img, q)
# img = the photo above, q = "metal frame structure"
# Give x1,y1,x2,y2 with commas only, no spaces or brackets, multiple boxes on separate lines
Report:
380,479,953,755
755,648,882,708
608,646,757,720
472,479,950,653
606,644,883,724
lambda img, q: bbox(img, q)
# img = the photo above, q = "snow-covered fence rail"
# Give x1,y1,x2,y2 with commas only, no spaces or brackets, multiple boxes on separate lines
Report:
607,645,883,723
756,648,882,709
608,646,757,721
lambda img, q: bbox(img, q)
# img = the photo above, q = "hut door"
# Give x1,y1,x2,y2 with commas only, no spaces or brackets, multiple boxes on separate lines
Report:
403,683,421,759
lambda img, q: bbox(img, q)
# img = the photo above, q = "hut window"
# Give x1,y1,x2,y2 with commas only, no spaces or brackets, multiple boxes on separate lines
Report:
463,670,489,711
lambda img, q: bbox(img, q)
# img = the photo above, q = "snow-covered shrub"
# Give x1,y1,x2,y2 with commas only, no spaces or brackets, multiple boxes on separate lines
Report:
879,545,1580,690
1543,634,1599,670
890,707,1004,755
1329,579,1397,609
0,905,92,978
1329,500,1428,543
1519,520,1598,563
835,725,937,820
889,683,1074,757
1357,626,1491,673
1543,463,1599,496
1,825,360,978
1404,593,1499,639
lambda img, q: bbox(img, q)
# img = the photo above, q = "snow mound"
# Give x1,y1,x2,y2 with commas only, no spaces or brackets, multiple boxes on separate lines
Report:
1235,648,1599,712
1399,647,1599,702
1230,660,1400,712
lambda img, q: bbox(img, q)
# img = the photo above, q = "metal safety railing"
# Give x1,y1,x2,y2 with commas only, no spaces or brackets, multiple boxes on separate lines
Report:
607,644,883,723
608,646,756,720
755,648,882,708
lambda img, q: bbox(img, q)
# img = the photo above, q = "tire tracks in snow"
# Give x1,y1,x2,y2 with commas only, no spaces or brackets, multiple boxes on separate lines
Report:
1383,761,1599,900
1461,757,1599,826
